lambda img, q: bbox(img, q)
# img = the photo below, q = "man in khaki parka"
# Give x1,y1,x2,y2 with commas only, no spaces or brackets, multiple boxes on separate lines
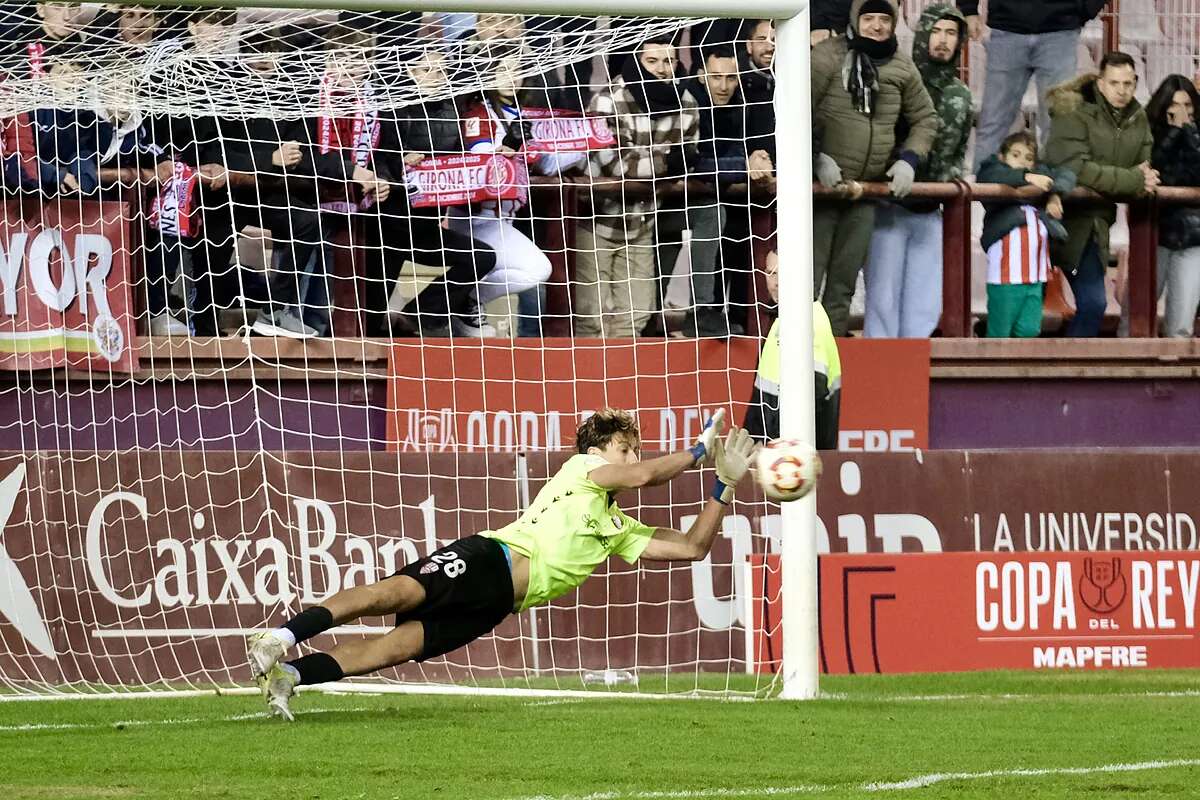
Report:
1044,51,1158,337
811,0,937,336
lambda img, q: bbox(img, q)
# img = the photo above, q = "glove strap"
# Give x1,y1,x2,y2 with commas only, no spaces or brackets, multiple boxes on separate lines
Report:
711,479,734,505
688,442,707,466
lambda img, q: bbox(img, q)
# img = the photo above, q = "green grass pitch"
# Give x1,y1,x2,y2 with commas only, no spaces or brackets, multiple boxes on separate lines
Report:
3,670,1198,799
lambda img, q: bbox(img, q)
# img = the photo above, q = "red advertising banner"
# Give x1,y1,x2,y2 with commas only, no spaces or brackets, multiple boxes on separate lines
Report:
750,551,1200,674
386,338,761,452
4,450,1200,689
386,338,929,453
837,338,929,451
405,153,529,208
0,199,137,372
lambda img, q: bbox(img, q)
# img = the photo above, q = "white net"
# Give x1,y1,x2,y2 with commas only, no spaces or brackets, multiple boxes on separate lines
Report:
0,4,782,699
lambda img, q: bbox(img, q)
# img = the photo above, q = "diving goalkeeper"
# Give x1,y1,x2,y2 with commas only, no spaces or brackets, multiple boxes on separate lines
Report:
246,407,756,719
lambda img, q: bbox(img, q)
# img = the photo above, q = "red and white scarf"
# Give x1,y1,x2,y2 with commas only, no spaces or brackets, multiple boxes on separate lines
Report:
149,162,200,238
317,73,381,213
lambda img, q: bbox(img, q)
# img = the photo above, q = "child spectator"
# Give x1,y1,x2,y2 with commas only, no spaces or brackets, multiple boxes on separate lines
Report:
977,131,1075,338
1146,75,1200,338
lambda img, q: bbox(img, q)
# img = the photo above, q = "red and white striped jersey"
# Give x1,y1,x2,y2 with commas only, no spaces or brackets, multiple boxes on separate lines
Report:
986,206,1049,285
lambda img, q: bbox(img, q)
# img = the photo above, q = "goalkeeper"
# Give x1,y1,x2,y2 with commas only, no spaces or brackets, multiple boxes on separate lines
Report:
246,407,756,719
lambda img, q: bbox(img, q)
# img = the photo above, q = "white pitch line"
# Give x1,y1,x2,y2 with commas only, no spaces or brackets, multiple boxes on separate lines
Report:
0,705,373,733
861,758,1200,791
505,758,1200,800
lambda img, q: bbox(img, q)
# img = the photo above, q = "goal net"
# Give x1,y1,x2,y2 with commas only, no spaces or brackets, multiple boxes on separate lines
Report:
0,4,785,699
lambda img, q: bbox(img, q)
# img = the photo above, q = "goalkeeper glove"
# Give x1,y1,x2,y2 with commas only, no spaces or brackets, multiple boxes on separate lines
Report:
688,408,726,465
712,428,756,505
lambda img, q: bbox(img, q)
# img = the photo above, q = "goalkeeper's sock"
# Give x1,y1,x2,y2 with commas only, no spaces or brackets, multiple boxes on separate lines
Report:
283,606,334,645
288,653,345,686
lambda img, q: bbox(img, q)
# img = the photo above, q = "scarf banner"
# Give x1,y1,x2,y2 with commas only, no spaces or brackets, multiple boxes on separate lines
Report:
518,108,615,155
147,162,199,238
404,153,528,209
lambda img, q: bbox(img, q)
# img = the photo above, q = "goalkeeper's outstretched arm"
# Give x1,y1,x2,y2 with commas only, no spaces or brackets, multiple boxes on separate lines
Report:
589,408,728,491
639,428,758,562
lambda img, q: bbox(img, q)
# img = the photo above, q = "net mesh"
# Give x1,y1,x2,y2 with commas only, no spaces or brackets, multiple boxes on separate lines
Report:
0,4,782,699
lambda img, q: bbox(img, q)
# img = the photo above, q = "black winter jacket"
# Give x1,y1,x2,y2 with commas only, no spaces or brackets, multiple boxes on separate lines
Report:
956,0,1106,35
1153,124,1200,251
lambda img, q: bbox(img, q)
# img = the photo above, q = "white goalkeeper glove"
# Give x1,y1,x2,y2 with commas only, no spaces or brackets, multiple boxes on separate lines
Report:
712,427,756,505
688,408,726,465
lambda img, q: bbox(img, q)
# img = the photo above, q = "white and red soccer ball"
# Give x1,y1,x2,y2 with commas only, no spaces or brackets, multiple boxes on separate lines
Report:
755,439,822,502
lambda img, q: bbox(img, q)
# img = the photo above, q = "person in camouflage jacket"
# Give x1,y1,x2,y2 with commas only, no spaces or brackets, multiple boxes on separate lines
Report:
862,4,972,338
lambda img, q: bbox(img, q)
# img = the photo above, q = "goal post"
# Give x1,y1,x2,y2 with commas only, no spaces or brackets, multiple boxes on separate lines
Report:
0,0,817,701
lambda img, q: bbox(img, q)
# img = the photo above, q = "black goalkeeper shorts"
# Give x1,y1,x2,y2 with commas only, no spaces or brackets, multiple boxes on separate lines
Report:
394,535,515,661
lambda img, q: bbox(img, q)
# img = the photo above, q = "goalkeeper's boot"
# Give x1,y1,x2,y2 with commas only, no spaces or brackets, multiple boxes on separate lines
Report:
263,663,298,722
247,631,287,679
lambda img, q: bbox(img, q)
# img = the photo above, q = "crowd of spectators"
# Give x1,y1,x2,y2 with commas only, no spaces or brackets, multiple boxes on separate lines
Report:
3,2,1200,340
0,3,781,340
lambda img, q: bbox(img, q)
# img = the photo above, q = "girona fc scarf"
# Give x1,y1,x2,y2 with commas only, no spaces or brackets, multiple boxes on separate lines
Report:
148,162,200,238
26,42,44,77
317,74,381,212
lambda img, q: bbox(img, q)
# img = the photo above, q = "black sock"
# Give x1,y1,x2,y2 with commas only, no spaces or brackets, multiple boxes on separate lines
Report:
289,653,345,686
283,606,334,644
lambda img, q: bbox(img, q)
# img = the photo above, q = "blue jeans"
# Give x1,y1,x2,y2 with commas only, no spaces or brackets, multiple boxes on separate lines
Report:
862,204,943,337
974,28,1081,173
1066,239,1107,337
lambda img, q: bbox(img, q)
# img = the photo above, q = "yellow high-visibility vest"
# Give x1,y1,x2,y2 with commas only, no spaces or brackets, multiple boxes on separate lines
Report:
755,303,841,398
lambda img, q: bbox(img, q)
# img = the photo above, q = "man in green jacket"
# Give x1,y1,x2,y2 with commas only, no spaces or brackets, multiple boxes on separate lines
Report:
811,0,937,336
863,3,972,338
1043,51,1159,337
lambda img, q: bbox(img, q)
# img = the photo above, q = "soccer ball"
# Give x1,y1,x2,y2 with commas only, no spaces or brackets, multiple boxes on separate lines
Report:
755,439,822,502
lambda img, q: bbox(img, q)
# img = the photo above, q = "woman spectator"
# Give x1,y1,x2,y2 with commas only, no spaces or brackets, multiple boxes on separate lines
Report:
1147,75,1200,338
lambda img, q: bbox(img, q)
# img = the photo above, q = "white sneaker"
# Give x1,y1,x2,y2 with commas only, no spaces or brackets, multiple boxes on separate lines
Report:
251,309,318,339
149,313,189,336
452,298,496,337
262,663,298,722
247,631,287,679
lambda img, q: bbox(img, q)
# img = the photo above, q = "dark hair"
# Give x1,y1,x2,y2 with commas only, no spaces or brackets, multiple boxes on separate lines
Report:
702,43,738,65
741,18,774,40
1099,51,1137,76
1146,74,1200,140
1000,131,1038,159
639,33,677,52
575,408,640,454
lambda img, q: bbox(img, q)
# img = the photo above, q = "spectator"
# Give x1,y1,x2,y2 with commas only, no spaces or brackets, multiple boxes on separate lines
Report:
228,31,328,338
966,0,1108,172
35,60,189,335
575,34,701,339
740,19,776,167
863,4,971,338
304,29,496,337
811,0,937,336
158,7,244,336
375,46,497,337
86,6,178,47
684,43,764,336
978,131,1075,337
1145,75,1200,338
8,2,84,76
456,50,568,334
1044,51,1157,338
744,249,841,450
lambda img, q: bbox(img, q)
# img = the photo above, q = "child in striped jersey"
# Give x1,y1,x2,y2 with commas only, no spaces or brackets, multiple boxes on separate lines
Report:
977,132,1076,338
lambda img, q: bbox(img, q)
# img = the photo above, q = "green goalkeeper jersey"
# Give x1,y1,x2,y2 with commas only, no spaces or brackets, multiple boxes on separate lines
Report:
482,453,655,611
